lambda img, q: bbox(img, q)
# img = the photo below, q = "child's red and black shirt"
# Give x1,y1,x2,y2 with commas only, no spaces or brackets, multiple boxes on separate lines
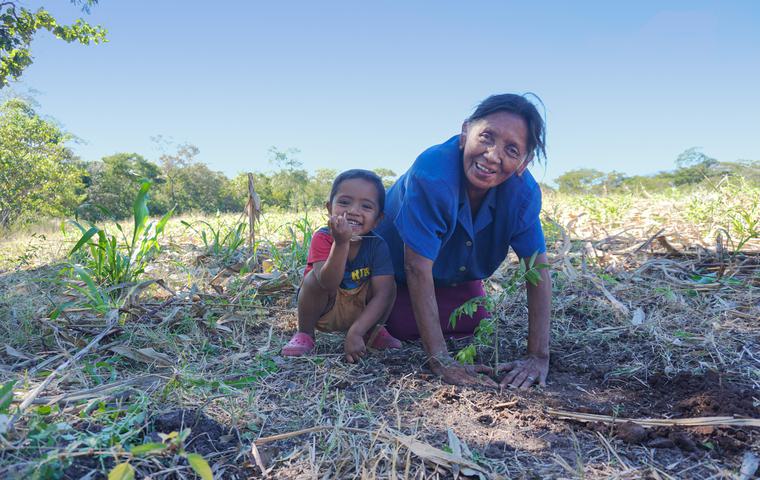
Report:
304,227,394,290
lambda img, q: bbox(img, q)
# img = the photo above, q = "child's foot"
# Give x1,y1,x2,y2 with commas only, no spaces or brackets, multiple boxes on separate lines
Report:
367,326,402,350
281,332,315,356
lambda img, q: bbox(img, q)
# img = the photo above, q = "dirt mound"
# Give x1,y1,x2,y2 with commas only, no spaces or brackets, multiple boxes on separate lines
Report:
648,371,758,418
152,409,236,456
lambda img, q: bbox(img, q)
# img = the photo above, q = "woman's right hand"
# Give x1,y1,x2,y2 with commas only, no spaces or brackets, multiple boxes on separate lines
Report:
429,352,498,388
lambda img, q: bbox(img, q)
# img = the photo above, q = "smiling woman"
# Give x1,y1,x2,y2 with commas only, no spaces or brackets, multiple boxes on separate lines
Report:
375,93,552,390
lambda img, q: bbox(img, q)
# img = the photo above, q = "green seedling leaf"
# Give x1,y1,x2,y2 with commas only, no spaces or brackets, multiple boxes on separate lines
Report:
50,301,77,320
454,345,476,365
108,462,135,480
690,274,716,285
68,226,99,256
132,182,151,247
36,405,52,415
130,442,167,456
0,380,16,413
186,452,214,480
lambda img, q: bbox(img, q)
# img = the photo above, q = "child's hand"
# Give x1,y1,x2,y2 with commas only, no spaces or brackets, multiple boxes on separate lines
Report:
344,332,366,363
328,212,353,245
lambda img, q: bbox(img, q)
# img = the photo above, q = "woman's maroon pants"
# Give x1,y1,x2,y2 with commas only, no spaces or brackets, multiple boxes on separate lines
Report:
385,280,489,340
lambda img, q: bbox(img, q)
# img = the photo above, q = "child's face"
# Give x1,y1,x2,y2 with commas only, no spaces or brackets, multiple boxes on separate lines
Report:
327,178,383,237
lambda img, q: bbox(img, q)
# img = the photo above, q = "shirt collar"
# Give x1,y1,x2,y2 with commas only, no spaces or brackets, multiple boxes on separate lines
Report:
457,177,497,235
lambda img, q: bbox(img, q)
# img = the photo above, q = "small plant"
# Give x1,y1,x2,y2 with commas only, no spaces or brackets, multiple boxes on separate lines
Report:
181,217,247,265
0,379,15,434
266,215,316,274
117,428,214,480
727,197,759,253
577,195,631,229
65,182,172,296
53,265,117,317
449,252,548,366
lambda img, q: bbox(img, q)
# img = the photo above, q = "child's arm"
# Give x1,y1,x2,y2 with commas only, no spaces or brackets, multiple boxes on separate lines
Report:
344,274,396,362
312,214,353,291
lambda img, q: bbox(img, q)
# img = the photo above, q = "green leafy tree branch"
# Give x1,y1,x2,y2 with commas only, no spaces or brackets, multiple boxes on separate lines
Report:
1,0,107,87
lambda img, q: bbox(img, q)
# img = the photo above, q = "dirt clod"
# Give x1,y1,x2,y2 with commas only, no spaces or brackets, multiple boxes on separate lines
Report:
616,421,647,444
648,437,676,449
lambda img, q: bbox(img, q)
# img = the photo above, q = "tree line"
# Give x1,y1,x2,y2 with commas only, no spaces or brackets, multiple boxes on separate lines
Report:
1,97,758,230
552,148,758,194
0,98,396,228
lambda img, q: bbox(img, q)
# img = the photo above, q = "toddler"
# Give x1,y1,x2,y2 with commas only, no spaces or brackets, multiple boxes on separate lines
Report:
282,169,401,362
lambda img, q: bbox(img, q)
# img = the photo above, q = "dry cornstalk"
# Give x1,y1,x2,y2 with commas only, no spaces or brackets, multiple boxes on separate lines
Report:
547,408,760,428
247,173,261,252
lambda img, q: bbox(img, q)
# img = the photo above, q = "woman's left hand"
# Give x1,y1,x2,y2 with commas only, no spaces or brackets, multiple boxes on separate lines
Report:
497,355,549,389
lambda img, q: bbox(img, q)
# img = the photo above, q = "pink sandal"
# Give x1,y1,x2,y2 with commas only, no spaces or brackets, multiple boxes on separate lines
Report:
281,332,315,356
367,326,402,350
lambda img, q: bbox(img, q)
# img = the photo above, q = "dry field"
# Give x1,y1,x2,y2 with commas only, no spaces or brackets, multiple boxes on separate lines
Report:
0,179,758,479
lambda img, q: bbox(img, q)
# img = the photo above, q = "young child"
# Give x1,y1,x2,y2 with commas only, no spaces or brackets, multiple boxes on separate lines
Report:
282,169,401,362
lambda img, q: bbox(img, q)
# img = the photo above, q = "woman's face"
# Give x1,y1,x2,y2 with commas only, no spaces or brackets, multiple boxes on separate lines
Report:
460,111,530,200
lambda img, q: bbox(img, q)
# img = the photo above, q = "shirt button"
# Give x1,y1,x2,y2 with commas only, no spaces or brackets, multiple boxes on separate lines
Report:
459,266,466,272
465,241,472,247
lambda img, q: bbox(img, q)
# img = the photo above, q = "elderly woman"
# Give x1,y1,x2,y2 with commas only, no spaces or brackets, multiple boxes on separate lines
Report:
375,93,551,389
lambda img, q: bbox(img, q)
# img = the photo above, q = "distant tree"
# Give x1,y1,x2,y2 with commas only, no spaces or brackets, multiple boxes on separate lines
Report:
373,167,397,188
269,146,302,171
308,168,337,205
82,153,164,219
675,147,717,169
599,171,628,193
0,98,83,227
220,173,250,212
267,147,310,211
1,1,107,87
672,148,719,186
555,168,606,194
157,142,199,208
172,163,230,213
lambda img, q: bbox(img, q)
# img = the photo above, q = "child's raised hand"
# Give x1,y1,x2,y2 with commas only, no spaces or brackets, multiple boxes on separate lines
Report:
328,212,353,245
344,332,366,363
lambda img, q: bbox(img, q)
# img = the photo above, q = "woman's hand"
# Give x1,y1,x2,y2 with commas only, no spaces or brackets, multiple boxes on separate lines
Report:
328,212,353,245
497,354,549,389
344,332,367,363
430,353,498,388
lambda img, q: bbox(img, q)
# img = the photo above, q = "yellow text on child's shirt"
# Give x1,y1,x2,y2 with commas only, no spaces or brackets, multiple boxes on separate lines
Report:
350,267,370,282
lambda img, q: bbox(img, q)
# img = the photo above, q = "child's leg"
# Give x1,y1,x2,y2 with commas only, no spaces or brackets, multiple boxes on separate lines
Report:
363,282,401,349
297,270,335,337
283,272,336,357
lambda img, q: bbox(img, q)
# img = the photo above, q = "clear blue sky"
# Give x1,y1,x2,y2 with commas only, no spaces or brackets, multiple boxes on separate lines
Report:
10,0,760,185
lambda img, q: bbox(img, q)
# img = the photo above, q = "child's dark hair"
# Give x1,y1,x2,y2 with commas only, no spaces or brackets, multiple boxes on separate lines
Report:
329,169,386,212
468,93,547,163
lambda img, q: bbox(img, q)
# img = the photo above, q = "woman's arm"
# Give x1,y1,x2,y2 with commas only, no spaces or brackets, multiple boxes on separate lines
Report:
404,245,497,387
499,252,551,389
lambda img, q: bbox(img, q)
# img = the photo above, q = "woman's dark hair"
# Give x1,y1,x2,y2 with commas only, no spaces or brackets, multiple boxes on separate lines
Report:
468,93,546,162
329,169,386,213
